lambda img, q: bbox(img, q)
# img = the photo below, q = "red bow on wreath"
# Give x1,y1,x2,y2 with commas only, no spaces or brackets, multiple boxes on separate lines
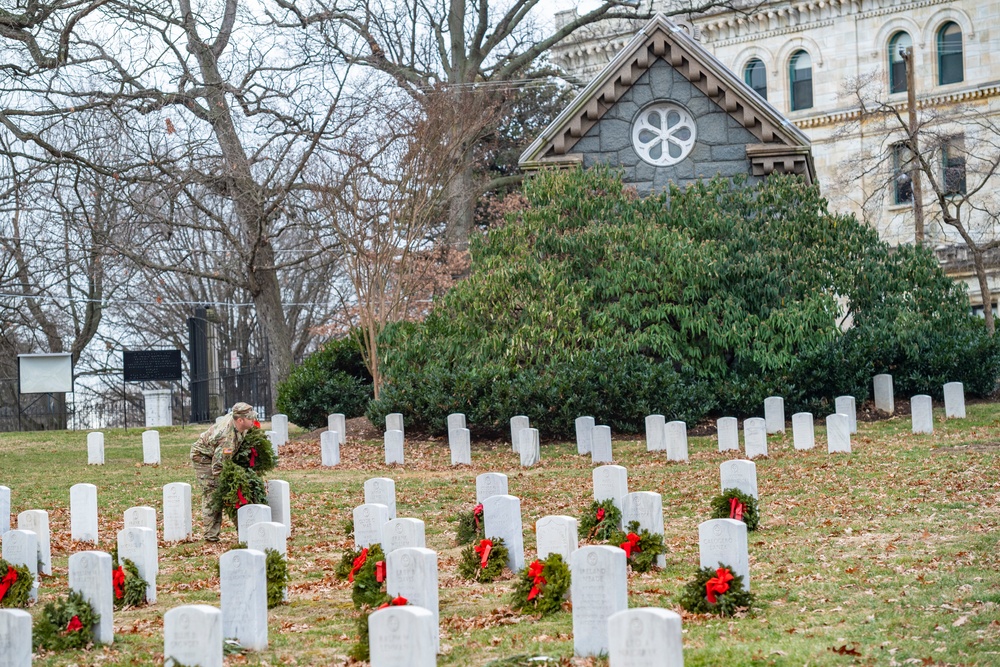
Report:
253,420,261,429
65,615,83,634
378,595,408,609
729,497,744,522
348,547,369,583
596,508,605,522
526,559,547,601
113,566,126,600
249,447,258,468
620,532,642,558
474,539,493,569
235,488,248,509
375,560,385,583
473,503,483,530
705,567,734,604
0,565,17,602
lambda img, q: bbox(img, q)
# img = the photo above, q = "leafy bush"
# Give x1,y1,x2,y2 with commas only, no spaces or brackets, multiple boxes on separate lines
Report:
369,168,998,436
277,336,373,429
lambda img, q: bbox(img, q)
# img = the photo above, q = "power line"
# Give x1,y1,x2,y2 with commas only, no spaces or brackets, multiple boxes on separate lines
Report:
0,291,334,308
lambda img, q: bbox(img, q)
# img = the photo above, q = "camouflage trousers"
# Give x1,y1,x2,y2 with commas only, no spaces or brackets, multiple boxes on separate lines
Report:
193,461,222,541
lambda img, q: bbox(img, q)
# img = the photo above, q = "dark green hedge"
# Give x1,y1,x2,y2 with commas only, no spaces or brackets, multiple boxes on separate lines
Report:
367,168,998,436
277,336,373,429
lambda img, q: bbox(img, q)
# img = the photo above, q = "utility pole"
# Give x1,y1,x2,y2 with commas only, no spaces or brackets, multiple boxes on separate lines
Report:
901,48,925,245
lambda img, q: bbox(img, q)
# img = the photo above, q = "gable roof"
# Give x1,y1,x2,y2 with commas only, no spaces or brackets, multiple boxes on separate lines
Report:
520,14,815,183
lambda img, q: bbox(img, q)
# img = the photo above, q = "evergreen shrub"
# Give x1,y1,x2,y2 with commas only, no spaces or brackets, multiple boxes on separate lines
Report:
277,335,373,429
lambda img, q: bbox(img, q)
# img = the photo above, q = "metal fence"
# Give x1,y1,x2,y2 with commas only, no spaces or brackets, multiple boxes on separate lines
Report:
189,364,271,423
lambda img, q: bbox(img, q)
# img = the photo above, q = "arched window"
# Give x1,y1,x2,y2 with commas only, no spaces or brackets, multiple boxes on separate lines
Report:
744,59,767,100
789,50,813,111
888,32,912,94
938,22,963,85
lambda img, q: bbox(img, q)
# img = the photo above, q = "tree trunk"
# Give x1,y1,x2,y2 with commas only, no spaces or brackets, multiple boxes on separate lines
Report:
971,247,995,335
446,160,475,252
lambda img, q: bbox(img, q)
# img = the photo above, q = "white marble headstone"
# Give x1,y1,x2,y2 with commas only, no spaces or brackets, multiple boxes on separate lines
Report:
826,413,852,453
87,431,105,465
622,492,665,567
911,395,934,434
792,412,815,450
163,483,193,542
327,413,346,443
644,414,665,452
698,518,749,590
591,425,613,464
246,521,287,557
510,415,529,453
368,605,436,667
142,430,161,465
0,486,8,535
364,478,397,520
570,545,628,657
124,506,157,533
743,418,768,459
353,503,389,550
164,604,223,667
944,382,965,418
383,518,426,554
593,465,628,514
720,460,758,499
835,395,857,434
764,396,785,433
874,374,894,413
70,483,99,544
519,428,540,467
68,550,114,644
320,430,340,467
717,417,739,452
535,515,578,561
447,413,466,432
448,428,471,466
1,530,38,601
384,430,404,465
608,608,683,667
266,480,291,537
271,414,289,447
475,473,508,503
236,504,272,545
220,549,268,650
385,547,439,652
385,413,405,437
665,421,688,462
117,526,157,603
0,608,32,667
17,510,50,576
483,494,525,573
575,416,595,455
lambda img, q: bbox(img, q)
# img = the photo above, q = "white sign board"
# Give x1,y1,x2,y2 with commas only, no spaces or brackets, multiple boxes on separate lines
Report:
18,353,73,394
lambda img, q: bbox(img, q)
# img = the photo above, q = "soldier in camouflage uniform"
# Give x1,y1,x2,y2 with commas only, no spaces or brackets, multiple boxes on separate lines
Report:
190,402,257,542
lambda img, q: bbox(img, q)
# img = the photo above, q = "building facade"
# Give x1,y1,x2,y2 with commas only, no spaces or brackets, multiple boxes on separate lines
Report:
550,1,1000,311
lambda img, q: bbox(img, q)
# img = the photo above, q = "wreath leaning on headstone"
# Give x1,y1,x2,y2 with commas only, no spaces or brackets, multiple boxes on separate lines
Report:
678,563,755,616
348,596,408,662
33,590,101,650
335,544,387,609
578,499,622,541
455,502,485,546
458,537,509,583
110,547,148,610
608,521,667,573
0,558,32,609
710,488,760,531
509,553,571,616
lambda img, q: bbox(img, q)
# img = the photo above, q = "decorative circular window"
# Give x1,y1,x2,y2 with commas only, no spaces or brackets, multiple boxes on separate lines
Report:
631,102,697,166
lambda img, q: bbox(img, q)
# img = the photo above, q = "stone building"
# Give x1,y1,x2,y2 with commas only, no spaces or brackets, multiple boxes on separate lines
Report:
548,1,1000,313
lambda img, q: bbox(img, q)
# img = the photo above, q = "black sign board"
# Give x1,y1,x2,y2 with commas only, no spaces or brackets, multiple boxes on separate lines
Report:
124,350,183,382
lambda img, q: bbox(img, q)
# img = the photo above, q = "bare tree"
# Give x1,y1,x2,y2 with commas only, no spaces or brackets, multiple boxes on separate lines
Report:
838,70,1000,334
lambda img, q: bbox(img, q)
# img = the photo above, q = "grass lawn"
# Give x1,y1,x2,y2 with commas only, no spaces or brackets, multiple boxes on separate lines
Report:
1,402,999,666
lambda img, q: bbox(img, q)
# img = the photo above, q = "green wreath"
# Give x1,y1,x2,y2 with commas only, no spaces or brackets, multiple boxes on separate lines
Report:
678,563,756,616
609,521,667,573
33,590,102,650
231,427,278,475
342,544,387,609
510,553,571,616
457,537,509,582
110,547,148,610
455,503,485,546
211,459,268,525
0,559,32,609
710,488,760,531
265,548,288,609
578,499,622,541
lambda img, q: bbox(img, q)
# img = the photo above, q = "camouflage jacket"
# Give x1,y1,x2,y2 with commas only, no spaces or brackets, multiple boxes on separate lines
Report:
190,415,245,475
